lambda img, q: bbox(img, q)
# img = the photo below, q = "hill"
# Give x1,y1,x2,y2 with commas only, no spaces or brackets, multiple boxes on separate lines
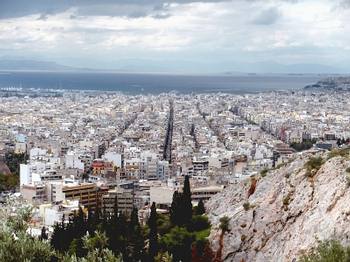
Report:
207,149,350,261
0,60,81,71
304,76,350,91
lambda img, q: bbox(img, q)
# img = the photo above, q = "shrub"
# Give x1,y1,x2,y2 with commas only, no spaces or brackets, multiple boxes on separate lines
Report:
260,169,268,177
219,216,230,233
243,202,251,211
346,174,350,187
300,240,350,262
346,167,350,173
283,195,290,206
282,193,292,209
328,148,350,159
305,157,324,177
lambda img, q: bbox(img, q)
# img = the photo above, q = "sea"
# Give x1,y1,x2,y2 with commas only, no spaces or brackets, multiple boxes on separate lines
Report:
0,71,322,95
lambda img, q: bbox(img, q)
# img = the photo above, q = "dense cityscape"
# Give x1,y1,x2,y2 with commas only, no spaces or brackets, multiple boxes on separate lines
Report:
1,87,350,260
3,0,350,261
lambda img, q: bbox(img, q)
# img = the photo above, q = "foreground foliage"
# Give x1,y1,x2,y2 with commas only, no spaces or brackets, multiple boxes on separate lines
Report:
0,175,213,261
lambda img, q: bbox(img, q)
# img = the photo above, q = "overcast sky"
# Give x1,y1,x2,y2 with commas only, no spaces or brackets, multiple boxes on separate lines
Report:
1,0,350,73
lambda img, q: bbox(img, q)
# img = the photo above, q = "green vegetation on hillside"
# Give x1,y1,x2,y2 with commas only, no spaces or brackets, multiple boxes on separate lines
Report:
0,152,28,192
328,148,350,160
300,240,350,262
290,140,316,152
305,156,324,177
5,152,28,175
0,173,18,192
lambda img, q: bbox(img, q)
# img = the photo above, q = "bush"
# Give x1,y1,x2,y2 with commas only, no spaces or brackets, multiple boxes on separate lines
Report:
0,173,19,192
328,148,350,159
219,216,230,233
283,195,291,206
243,202,251,211
260,169,268,177
290,141,314,152
300,240,350,262
157,214,172,236
346,174,350,187
160,226,194,262
305,157,324,177
189,215,211,232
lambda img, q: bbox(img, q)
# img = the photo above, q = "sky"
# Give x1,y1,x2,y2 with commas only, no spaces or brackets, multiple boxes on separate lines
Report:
1,0,350,73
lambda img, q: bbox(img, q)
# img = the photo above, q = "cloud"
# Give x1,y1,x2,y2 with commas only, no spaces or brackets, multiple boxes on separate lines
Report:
0,0,228,19
1,0,350,73
252,7,281,25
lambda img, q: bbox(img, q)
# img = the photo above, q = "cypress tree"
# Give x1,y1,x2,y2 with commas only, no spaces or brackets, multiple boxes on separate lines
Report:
69,207,87,257
182,175,192,226
148,202,158,260
170,191,181,226
130,207,139,228
113,194,119,218
51,222,63,251
196,199,206,215
40,226,48,241
127,207,145,261
87,208,96,235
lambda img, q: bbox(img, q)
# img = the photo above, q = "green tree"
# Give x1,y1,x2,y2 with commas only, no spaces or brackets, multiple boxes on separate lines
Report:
0,205,53,262
51,219,65,252
148,202,158,260
189,215,211,232
170,191,181,226
182,175,193,227
0,230,54,262
113,194,119,218
125,207,145,262
195,199,206,215
5,152,28,175
40,226,48,241
170,176,193,227
161,226,194,262
62,231,122,262
0,173,19,192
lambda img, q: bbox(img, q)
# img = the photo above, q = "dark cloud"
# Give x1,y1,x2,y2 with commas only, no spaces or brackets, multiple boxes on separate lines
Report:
37,13,48,21
0,0,228,19
339,0,350,8
252,7,280,25
151,13,172,19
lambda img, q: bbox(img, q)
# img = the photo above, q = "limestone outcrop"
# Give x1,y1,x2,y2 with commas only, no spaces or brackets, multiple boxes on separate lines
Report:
207,153,350,261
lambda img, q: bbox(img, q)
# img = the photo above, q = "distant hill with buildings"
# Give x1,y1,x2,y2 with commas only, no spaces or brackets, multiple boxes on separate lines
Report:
304,76,350,91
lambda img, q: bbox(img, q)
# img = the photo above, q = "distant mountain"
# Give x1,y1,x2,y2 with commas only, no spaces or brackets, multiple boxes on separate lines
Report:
0,59,346,75
0,60,82,71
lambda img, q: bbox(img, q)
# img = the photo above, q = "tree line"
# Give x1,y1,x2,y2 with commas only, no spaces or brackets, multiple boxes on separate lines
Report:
48,175,213,261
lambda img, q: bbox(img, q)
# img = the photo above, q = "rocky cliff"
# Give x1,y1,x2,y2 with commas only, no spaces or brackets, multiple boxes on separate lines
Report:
207,152,350,261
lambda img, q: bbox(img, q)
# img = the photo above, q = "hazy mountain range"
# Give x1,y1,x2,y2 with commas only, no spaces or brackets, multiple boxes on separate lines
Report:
0,59,346,75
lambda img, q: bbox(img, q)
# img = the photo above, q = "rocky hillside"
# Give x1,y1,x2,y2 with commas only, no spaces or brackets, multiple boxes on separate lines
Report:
207,151,350,261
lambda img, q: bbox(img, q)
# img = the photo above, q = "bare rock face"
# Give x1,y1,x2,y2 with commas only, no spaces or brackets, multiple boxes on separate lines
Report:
207,154,350,262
